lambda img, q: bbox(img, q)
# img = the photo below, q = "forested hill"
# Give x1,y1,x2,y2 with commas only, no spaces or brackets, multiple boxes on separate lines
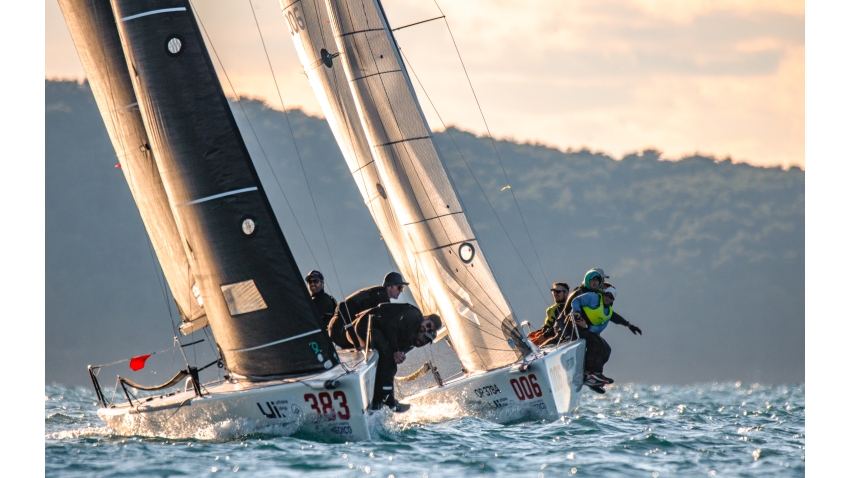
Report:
46,80,803,386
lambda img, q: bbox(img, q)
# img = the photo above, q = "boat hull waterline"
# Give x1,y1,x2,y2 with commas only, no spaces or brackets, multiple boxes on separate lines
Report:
404,340,586,423
99,352,378,441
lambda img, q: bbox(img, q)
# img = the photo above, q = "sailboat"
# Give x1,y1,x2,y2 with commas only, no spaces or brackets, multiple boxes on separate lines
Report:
59,0,378,440
280,0,587,422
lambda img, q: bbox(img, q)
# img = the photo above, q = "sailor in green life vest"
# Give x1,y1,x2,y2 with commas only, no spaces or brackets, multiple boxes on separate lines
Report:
570,285,643,393
540,282,571,340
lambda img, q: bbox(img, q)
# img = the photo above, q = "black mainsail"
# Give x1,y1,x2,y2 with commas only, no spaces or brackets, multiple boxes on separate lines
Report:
69,0,338,377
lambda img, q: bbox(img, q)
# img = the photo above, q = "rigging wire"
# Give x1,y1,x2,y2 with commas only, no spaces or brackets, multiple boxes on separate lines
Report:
189,0,325,275
431,0,552,294
248,0,346,299
397,47,549,306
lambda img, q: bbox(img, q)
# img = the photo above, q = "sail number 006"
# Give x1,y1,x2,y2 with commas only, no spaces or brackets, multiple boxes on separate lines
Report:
510,374,543,401
284,6,306,36
304,391,350,420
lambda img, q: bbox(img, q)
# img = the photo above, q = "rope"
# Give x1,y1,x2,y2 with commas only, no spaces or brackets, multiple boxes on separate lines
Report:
432,0,551,296
397,47,549,307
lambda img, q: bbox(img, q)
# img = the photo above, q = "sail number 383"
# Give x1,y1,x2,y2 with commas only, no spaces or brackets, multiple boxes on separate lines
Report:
510,374,543,401
304,391,350,420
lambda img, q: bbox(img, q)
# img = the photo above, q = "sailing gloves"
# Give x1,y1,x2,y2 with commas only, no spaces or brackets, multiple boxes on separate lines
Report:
627,324,642,335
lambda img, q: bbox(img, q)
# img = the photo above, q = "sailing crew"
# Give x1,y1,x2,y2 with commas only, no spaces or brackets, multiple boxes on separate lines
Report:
570,284,642,394
305,270,337,333
540,282,570,343
326,271,409,349
351,302,442,412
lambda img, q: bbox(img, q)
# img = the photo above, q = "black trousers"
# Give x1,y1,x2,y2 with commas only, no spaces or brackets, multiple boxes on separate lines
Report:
353,321,397,406
577,327,611,373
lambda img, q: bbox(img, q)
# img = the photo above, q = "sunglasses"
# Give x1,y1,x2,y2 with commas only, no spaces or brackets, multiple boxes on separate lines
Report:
396,284,406,291
306,279,321,284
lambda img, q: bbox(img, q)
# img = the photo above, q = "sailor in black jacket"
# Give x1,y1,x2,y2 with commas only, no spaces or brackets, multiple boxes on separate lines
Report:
352,302,442,412
304,270,337,333
326,271,408,349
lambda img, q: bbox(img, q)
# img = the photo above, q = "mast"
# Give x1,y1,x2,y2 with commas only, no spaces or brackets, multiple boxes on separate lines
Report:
106,0,338,377
58,0,207,333
322,0,531,373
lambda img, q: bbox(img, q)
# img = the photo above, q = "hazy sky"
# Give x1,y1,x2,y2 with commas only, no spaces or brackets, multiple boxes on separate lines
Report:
46,0,803,169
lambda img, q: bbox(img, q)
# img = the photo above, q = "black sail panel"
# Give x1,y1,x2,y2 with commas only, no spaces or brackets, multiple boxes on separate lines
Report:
57,0,205,330
110,0,337,376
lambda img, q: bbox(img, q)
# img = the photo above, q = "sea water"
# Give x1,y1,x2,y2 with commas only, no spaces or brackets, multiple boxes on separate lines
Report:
45,383,804,477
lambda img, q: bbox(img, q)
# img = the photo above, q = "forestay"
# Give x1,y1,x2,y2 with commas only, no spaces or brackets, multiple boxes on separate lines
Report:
110,0,338,377
322,0,530,373
58,0,207,334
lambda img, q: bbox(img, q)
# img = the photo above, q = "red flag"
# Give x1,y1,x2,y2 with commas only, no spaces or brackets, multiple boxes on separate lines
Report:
114,164,122,168
129,354,152,371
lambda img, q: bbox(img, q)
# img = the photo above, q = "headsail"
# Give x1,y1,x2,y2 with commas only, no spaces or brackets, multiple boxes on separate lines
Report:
109,0,338,377
58,0,207,333
322,0,531,373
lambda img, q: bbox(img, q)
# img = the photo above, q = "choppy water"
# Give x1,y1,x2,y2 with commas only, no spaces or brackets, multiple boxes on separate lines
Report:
45,383,804,477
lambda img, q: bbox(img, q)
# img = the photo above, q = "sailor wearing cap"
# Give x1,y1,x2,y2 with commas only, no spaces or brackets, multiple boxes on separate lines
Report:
326,272,410,349
542,282,571,335
304,270,337,333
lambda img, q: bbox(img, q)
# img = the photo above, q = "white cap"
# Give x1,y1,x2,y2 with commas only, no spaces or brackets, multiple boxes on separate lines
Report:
603,286,617,299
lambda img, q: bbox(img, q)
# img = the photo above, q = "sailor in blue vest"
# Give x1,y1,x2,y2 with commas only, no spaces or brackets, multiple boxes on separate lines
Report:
571,285,642,393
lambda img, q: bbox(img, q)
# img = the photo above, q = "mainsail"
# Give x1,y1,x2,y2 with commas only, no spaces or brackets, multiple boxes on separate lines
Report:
280,0,417,300
316,0,530,373
58,0,207,333
104,0,338,377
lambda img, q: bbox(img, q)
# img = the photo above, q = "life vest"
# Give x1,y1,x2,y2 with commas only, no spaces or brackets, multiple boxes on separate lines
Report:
581,293,612,326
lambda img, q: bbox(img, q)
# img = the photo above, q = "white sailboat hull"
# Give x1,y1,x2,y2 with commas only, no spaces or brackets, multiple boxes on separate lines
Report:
404,340,586,423
99,351,378,441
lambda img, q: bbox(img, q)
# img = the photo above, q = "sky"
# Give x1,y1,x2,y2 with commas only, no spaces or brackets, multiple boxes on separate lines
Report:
45,0,804,169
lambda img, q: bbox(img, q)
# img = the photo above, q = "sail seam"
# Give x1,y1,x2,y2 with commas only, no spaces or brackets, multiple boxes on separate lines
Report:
121,7,186,22
352,69,402,82
231,329,322,353
177,187,258,207
401,212,463,226
340,28,384,37
375,135,430,148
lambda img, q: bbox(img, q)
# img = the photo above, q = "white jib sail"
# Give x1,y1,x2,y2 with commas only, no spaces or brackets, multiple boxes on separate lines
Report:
323,0,527,372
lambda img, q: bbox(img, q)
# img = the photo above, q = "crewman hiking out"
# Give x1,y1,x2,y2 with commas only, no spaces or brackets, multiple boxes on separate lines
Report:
351,302,442,412
571,283,642,394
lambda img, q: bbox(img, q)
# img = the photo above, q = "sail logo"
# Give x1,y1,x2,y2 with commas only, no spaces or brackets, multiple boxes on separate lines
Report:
309,341,333,370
